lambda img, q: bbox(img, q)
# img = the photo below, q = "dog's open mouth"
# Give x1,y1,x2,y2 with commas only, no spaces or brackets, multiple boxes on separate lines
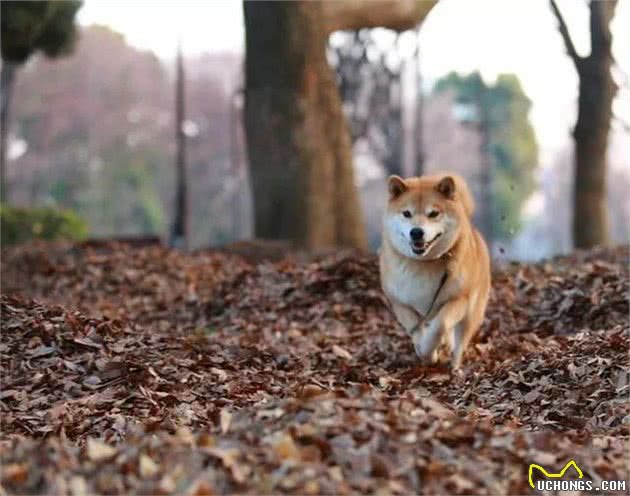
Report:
411,232,442,255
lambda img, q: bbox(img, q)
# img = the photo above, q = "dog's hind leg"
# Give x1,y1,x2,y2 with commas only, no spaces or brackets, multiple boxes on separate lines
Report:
451,319,472,370
451,294,488,370
451,306,485,370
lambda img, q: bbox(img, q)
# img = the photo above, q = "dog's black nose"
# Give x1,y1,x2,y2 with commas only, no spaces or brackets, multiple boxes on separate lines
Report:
409,227,424,241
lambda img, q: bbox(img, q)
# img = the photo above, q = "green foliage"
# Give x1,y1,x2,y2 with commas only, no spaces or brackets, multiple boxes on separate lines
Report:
116,163,166,234
0,204,87,246
76,155,167,238
434,71,486,106
434,71,539,240
1,0,82,64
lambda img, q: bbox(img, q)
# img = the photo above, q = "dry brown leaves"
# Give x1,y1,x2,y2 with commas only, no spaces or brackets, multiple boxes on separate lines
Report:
1,241,628,494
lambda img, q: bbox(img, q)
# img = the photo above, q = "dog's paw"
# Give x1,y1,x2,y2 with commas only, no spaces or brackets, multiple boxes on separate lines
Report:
449,366,465,379
450,350,464,372
412,333,438,365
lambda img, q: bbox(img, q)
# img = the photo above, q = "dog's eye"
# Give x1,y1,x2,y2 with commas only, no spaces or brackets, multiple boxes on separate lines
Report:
428,210,440,218
402,210,412,218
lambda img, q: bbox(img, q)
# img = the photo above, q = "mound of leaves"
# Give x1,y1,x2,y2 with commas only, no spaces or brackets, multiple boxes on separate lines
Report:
1,241,250,330
488,246,629,337
1,242,628,494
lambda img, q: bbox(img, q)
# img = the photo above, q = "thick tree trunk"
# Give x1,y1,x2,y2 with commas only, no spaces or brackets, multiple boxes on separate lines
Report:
243,1,366,250
170,42,189,250
572,60,614,248
571,2,616,249
1,61,17,203
551,0,617,249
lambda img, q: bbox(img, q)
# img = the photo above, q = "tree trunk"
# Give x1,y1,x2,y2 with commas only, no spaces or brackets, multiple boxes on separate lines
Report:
170,42,189,249
1,61,17,203
551,0,617,249
571,1,616,249
414,27,425,177
243,1,366,250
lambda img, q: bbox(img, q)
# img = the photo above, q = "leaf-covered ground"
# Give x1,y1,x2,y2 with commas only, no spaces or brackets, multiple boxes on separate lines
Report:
1,242,628,494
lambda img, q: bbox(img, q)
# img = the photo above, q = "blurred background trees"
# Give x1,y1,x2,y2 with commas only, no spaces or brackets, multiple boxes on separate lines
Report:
1,0,628,255
170,41,189,249
8,24,243,247
1,0,82,201
10,25,171,235
433,72,538,242
329,30,409,178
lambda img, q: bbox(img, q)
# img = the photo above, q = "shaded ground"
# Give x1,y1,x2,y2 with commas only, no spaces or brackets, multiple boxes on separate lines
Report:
1,242,628,494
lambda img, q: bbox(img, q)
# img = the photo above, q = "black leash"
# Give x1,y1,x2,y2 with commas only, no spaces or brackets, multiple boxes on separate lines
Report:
404,250,453,336
424,270,448,318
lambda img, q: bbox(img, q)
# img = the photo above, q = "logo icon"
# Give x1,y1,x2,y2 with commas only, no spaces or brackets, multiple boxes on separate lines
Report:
528,460,584,489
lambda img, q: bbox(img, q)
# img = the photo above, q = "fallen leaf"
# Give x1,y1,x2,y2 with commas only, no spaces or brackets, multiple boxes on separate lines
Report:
86,438,117,462
220,408,232,434
273,433,301,461
139,454,159,478
332,345,352,360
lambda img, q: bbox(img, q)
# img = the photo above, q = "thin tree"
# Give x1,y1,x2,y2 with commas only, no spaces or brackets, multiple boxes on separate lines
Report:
414,27,425,177
170,40,189,249
0,1,82,203
550,0,618,248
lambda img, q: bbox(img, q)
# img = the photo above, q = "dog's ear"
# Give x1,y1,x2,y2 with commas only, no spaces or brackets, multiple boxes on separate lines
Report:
436,176,455,199
388,175,407,199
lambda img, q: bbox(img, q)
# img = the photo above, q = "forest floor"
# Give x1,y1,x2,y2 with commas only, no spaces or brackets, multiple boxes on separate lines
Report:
0,241,628,495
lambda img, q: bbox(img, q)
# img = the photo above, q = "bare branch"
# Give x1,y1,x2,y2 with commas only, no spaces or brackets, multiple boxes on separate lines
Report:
549,0,583,70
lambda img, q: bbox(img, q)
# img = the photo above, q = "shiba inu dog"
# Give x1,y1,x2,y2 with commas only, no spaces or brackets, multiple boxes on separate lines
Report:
379,173,490,369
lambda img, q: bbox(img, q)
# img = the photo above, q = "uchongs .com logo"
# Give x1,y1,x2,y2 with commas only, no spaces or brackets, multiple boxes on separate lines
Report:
528,459,627,492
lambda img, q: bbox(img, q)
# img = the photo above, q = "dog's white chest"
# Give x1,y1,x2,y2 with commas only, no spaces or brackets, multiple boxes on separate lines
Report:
383,262,442,317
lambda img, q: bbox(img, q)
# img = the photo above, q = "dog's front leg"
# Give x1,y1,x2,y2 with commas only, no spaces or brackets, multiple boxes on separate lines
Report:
390,301,423,337
412,297,467,365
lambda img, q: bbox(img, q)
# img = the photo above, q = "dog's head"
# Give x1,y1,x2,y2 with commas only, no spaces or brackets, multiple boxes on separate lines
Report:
383,173,474,261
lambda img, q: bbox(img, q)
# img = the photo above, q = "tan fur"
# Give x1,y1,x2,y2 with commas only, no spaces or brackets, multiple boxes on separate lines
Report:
379,172,491,369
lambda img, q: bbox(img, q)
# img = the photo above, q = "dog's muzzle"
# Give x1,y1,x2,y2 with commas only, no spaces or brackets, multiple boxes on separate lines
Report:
411,232,442,255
